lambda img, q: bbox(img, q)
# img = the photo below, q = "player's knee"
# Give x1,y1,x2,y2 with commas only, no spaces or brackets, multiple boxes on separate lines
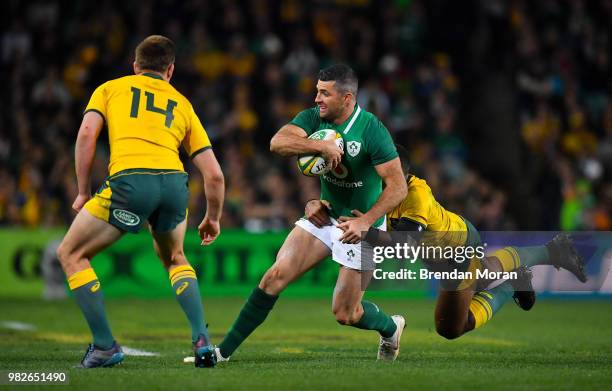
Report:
334,313,352,326
333,307,355,326
435,323,463,340
169,250,188,266
259,266,288,294
56,240,74,266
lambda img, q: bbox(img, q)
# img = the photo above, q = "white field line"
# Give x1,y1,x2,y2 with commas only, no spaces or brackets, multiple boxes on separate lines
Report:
0,321,37,331
122,346,160,356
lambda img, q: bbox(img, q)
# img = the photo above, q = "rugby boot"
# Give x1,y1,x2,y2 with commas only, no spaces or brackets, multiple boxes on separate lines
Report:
194,333,216,368
510,266,536,311
78,341,124,368
546,234,588,283
377,315,406,361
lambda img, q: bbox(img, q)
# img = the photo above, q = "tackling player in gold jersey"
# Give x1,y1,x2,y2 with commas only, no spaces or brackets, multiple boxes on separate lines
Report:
56,35,225,368
308,143,587,345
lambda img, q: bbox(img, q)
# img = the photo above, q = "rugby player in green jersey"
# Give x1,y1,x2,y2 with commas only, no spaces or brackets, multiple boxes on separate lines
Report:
215,64,409,362
327,144,587,340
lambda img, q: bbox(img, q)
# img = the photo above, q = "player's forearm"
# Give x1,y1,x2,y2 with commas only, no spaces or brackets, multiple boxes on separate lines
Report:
192,150,226,221
362,181,407,227
74,132,97,195
269,133,324,156
203,173,224,221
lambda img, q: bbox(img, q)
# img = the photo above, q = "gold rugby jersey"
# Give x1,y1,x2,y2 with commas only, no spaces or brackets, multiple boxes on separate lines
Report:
387,176,468,245
85,72,211,175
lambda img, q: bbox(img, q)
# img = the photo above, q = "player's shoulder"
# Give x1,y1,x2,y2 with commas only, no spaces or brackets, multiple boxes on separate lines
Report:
120,75,193,105
359,108,388,132
162,81,193,107
92,75,141,96
298,106,321,118
102,74,137,88
408,175,429,189
89,76,120,93
289,106,321,130
406,176,433,200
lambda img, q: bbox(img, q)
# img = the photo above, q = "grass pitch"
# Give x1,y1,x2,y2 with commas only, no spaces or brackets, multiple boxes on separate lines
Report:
1,297,611,390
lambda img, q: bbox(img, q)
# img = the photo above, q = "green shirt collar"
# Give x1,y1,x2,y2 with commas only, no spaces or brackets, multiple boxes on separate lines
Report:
141,72,164,80
339,105,361,134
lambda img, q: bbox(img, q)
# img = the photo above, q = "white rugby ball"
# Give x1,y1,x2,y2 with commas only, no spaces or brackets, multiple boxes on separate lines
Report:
297,129,344,176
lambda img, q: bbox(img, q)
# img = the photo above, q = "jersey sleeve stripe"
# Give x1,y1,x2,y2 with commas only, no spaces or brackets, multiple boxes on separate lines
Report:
83,108,106,123
190,146,212,159
391,217,427,231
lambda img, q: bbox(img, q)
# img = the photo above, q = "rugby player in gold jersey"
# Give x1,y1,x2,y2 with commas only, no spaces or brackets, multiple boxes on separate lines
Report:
56,35,224,368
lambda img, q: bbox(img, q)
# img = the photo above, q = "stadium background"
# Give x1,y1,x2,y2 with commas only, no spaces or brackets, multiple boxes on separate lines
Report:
1,0,610,296
0,1,610,389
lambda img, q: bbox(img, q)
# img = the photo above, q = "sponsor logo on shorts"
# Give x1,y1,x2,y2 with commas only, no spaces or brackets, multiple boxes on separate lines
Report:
113,209,141,226
90,282,100,293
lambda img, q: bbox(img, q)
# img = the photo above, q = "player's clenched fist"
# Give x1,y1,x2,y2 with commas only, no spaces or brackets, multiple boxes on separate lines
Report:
199,216,220,246
337,210,370,244
72,193,91,212
319,139,343,169
305,199,331,228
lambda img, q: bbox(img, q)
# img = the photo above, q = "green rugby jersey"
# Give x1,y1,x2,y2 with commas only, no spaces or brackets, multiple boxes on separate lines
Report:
290,105,397,227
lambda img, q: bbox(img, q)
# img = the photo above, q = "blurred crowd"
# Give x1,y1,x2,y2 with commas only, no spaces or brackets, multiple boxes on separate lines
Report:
0,0,609,231
512,0,611,230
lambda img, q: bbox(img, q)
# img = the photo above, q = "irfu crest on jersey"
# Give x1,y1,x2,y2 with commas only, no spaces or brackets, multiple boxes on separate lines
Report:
347,141,361,157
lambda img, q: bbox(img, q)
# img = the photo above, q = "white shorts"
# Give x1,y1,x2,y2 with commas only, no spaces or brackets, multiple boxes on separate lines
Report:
295,216,386,271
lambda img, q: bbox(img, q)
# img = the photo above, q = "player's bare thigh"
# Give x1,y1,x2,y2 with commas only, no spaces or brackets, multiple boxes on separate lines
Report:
434,287,475,339
149,219,189,272
57,209,123,276
258,226,330,295
332,267,371,325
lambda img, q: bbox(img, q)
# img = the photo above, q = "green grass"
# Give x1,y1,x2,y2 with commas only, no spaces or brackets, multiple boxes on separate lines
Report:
1,297,611,390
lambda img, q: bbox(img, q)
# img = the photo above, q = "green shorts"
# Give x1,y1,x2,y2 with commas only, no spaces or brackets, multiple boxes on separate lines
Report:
84,168,189,233
463,217,482,249
421,216,482,290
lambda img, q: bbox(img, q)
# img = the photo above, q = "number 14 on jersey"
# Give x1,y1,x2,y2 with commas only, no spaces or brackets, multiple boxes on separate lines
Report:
130,87,177,128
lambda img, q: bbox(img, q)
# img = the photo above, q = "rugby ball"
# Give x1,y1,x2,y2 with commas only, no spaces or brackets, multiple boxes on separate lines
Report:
297,129,344,176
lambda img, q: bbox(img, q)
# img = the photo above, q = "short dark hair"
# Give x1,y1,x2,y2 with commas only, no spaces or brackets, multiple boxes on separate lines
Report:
135,35,175,72
318,64,358,95
394,143,411,178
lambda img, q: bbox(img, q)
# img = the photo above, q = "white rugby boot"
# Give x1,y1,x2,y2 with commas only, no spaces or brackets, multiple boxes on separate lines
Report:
377,315,406,361
214,347,230,363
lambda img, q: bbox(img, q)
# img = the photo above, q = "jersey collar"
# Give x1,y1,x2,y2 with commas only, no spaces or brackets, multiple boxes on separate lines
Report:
342,105,361,135
141,72,164,80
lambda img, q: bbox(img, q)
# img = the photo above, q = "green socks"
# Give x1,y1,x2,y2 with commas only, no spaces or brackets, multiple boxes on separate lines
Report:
218,287,278,358
469,281,514,329
169,265,208,342
68,268,114,350
514,246,550,268
353,301,397,338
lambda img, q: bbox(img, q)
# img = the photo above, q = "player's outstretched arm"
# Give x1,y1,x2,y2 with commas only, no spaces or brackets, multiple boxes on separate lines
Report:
270,124,343,167
73,111,104,212
339,211,421,247
192,149,225,245
305,199,332,228
366,157,408,224
338,158,407,243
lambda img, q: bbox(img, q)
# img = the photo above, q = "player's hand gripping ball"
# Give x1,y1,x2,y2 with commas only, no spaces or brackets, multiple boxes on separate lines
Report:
297,129,344,176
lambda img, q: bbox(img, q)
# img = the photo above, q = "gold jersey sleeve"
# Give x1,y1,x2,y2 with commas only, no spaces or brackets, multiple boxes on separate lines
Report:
84,73,212,175
387,176,467,233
